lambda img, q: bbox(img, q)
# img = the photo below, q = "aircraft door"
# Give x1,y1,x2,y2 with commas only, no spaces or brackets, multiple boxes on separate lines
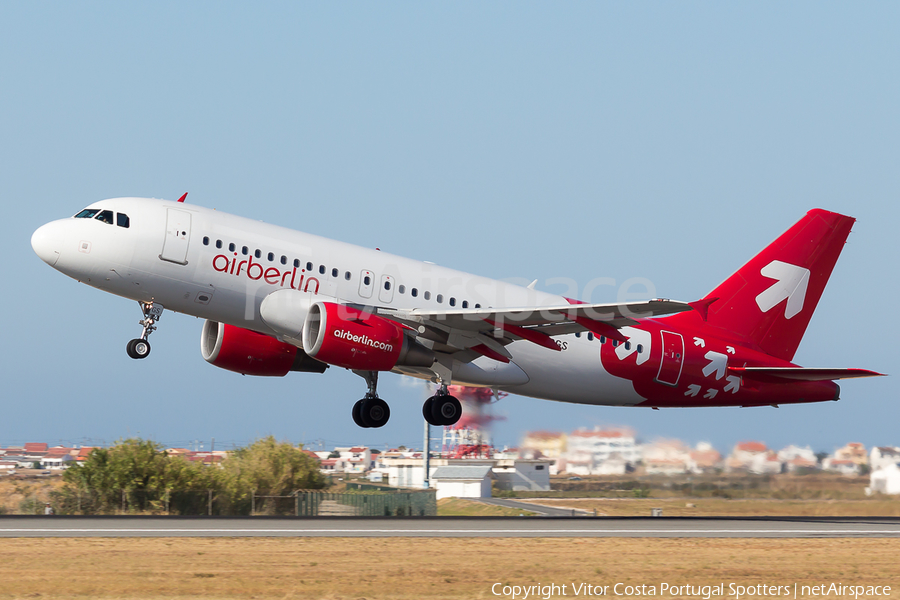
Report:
160,208,191,265
358,270,374,298
655,330,684,386
378,275,395,304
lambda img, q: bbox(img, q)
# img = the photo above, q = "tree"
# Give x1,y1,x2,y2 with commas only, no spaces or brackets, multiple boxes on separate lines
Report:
218,436,327,515
55,439,213,514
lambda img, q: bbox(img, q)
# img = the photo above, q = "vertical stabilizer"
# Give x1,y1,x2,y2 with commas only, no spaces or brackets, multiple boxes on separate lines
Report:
668,209,855,361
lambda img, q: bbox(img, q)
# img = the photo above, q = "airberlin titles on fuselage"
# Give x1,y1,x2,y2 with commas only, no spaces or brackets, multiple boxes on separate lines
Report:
212,253,320,294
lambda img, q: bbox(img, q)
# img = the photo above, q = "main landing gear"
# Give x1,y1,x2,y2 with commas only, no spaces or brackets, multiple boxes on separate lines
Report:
126,301,163,360
352,371,391,428
422,386,462,427
349,372,462,429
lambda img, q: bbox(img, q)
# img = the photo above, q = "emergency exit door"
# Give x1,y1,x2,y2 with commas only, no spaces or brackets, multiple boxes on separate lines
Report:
655,330,684,386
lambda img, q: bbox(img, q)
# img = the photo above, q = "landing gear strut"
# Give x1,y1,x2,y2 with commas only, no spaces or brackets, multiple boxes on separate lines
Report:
351,371,391,428
423,384,461,427
126,301,163,359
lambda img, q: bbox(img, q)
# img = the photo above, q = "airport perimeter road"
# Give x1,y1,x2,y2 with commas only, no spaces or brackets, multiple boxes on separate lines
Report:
2,516,900,538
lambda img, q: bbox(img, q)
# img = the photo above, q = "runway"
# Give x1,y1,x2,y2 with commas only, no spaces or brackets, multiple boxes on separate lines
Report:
2,516,900,538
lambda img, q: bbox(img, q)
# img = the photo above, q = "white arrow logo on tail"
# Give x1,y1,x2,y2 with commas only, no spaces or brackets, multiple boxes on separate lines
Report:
702,351,728,380
755,260,810,319
724,375,741,394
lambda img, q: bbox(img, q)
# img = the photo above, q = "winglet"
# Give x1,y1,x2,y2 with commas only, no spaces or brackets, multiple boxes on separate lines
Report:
177,192,188,203
688,297,718,322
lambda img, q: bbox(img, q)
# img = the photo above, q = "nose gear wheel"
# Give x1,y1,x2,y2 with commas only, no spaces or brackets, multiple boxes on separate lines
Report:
126,301,163,359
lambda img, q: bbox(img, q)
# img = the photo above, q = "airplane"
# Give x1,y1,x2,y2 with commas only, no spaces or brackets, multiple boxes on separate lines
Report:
31,196,883,428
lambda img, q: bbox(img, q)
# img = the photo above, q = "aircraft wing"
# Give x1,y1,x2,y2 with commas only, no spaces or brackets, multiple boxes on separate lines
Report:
728,367,885,382
374,299,692,362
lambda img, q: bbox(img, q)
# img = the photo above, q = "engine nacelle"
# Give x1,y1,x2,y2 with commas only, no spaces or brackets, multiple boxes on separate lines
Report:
302,302,434,371
201,320,327,376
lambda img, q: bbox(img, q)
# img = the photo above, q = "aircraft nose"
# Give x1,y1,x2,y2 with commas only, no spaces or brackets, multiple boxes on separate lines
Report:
31,222,62,267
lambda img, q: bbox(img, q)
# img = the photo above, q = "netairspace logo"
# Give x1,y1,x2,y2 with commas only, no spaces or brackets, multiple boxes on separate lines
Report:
490,582,892,600
333,329,393,352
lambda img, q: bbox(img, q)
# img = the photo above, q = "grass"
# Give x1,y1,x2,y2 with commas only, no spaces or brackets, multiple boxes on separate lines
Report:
0,538,897,599
513,496,900,517
437,497,537,516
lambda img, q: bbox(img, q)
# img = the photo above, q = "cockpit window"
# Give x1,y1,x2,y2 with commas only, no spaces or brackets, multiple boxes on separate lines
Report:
117,213,130,228
95,210,114,224
75,209,99,219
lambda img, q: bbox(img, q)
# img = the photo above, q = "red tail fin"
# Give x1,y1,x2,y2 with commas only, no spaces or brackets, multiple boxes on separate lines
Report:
668,209,855,361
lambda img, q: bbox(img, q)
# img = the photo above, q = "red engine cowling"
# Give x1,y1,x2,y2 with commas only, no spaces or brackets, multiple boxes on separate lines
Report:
302,302,405,371
201,320,325,376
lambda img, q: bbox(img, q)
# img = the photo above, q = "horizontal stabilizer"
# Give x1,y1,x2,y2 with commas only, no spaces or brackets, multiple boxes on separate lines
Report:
729,366,885,382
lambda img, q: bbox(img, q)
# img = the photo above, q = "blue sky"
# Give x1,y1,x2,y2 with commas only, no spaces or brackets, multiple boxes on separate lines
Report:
2,3,897,454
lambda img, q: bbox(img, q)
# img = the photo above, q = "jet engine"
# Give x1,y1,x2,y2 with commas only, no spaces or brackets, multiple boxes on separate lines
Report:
201,320,327,376
301,302,434,371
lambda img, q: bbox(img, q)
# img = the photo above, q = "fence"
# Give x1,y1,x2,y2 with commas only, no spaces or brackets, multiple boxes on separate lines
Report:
289,490,437,517
7,486,437,516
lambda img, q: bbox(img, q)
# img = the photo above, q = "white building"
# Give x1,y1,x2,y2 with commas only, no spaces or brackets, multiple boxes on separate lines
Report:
565,427,640,474
869,464,900,495
870,447,900,471
777,445,818,473
492,459,551,492
431,465,493,500
643,439,692,475
336,447,372,473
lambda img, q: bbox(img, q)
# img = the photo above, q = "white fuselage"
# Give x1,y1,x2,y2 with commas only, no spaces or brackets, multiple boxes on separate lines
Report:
32,197,649,406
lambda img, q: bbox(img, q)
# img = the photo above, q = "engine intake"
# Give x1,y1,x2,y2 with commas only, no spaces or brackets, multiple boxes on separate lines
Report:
201,320,327,376
302,302,434,371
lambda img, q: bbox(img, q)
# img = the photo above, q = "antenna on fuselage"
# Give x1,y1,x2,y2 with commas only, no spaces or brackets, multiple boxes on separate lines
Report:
176,192,188,203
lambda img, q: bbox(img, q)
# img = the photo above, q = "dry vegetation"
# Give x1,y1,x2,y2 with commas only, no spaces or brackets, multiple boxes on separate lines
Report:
438,497,537,516
515,497,900,517
0,538,897,599
0,476,63,514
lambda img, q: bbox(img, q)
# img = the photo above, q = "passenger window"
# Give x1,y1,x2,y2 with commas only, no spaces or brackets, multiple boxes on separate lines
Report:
424,291,431,300
216,240,223,249
462,300,468,308
625,341,631,350
637,344,644,354
319,265,325,275
449,297,456,307
588,332,594,341
95,210,114,224
242,246,248,255
267,252,274,262
612,340,619,347
364,275,371,285
332,268,338,278
75,209,99,219
294,259,301,268
398,285,405,294
411,288,418,297
229,243,236,252
600,336,606,344
575,332,581,338
306,262,313,271
345,271,351,281
436,294,443,303
475,304,481,309
384,281,391,290
254,249,261,259
280,255,287,265
203,236,209,246
117,213,130,228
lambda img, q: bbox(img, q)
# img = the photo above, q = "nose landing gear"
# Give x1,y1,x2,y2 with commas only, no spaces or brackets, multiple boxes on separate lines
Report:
126,301,163,359
351,371,391,428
